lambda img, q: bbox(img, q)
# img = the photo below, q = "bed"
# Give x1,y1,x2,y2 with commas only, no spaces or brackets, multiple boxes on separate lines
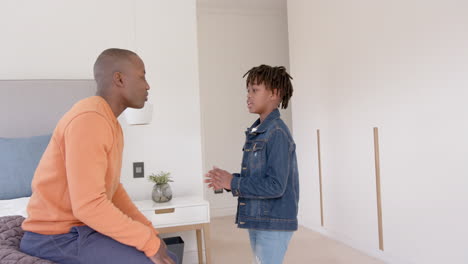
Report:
0,80,96,263
0,209,51,263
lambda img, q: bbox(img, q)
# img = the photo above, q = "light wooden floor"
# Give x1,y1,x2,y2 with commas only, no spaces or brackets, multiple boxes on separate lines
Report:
208,216,384,264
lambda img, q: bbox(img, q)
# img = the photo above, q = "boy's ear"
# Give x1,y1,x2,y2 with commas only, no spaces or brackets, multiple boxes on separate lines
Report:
271,88,280,99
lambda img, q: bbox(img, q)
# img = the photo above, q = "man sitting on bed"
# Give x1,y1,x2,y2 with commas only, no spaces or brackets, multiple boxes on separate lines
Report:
20,48,176,264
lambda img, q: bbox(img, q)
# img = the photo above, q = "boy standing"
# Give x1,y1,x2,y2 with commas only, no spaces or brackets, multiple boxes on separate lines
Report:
205,64,299,264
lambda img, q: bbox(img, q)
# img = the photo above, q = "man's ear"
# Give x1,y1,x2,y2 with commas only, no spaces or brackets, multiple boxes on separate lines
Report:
113,72,124,87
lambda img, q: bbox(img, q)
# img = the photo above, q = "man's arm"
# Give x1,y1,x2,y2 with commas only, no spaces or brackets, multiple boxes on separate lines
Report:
112,183,159,235
112,185,175,264
65,113,160,257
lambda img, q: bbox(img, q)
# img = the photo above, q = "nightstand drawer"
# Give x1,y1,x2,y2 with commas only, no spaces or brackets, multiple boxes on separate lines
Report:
142,204,209,228
133,197,211,264
134,196,210,228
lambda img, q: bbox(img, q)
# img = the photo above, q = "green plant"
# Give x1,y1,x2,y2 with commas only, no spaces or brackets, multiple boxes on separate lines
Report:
148,171,173,185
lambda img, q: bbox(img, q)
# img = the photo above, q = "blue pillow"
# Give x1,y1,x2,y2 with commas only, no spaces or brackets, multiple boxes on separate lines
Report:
0,134,51,199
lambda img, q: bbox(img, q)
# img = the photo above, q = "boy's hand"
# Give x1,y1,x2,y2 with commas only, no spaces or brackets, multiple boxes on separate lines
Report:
204,166,233,190
149,238,176,264
204,175,222,190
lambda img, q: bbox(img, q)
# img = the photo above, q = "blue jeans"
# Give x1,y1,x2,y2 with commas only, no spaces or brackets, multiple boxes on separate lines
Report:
248,229,294,264
20,226,177,264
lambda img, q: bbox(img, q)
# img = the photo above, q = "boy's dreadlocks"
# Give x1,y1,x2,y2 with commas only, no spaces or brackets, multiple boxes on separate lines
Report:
243,64,293,109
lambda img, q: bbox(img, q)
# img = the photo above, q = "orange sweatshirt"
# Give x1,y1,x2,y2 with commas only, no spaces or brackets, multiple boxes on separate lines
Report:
22,96,160,257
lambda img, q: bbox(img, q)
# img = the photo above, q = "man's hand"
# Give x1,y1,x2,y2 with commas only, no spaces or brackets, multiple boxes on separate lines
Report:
149,238,175,264
204,166,233,190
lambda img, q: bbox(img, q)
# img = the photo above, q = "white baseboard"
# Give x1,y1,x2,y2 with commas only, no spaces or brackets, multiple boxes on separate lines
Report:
308,226,414,264
210,206,236,218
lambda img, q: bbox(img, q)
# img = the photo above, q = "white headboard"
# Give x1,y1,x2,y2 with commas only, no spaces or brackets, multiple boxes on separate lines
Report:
0,79,96,138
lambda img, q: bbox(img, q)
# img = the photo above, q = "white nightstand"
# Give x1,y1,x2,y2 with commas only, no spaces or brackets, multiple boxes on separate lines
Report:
133,196,211,264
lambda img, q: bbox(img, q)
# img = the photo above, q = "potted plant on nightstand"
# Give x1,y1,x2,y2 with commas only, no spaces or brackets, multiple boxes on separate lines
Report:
149,171,173,203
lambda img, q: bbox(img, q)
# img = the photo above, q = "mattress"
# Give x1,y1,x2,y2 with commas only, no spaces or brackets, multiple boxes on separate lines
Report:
0,197,29,218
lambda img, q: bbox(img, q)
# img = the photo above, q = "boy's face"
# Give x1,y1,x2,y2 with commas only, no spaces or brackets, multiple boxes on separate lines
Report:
246,82,279,116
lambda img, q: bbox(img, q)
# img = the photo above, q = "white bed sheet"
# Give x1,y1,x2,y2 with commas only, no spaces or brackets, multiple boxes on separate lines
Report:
0,197,29,217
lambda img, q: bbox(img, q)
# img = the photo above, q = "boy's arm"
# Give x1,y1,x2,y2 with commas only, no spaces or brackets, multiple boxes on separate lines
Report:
223,173,240,192
65,113,160,257
230,129,291,199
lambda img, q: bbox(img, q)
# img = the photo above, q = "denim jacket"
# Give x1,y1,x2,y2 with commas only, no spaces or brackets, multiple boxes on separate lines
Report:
230,109,299,231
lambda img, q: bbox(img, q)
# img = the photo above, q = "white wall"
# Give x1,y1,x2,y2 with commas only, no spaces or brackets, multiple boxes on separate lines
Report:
197,0,292,217
0,0,134,79
0,0,203,200
0,0,203,261
288,0,468,263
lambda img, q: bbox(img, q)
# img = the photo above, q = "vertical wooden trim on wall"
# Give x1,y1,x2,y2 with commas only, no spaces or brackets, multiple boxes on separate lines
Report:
373,127,384,251
317,129,324,227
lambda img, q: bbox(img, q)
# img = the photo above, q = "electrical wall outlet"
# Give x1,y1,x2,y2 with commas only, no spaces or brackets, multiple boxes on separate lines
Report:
133,162,144,178
214,189,223,194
